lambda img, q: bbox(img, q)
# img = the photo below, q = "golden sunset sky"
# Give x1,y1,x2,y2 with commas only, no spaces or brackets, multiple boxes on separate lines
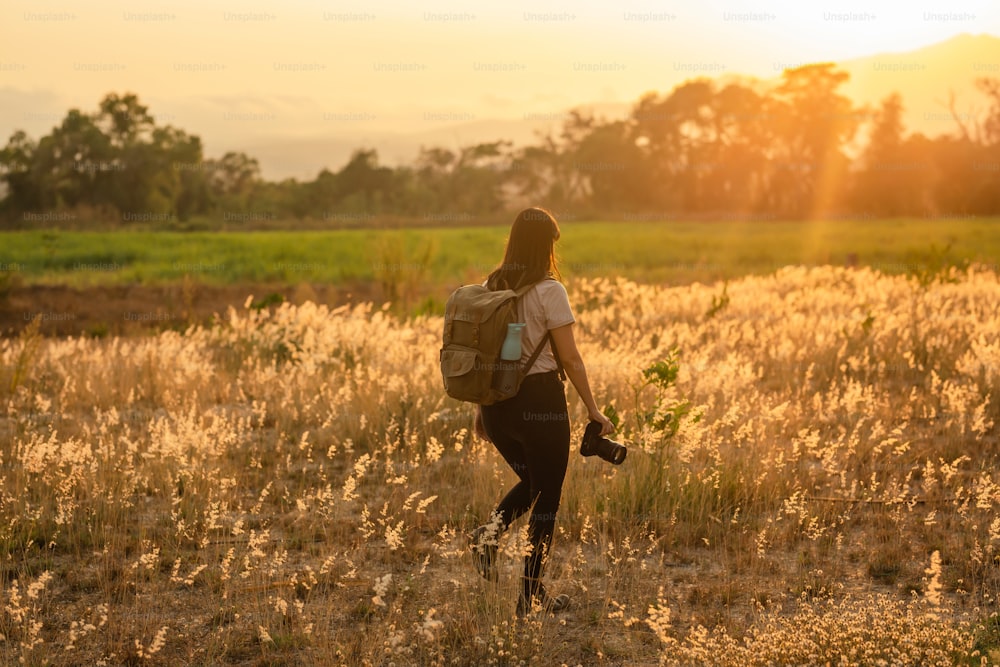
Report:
2,0,999,178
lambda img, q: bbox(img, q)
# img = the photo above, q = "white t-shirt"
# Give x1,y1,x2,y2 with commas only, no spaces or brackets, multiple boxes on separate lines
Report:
515,279,575,375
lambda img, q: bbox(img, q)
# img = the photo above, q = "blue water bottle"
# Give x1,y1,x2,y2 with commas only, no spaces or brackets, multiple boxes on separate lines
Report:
500,323,525,361
494,323,525,393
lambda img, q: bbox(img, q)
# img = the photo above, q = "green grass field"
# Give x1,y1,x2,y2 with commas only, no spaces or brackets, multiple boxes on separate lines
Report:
1,217,997,289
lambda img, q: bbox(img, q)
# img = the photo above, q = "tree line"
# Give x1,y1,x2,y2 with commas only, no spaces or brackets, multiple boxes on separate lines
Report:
2,65,999,227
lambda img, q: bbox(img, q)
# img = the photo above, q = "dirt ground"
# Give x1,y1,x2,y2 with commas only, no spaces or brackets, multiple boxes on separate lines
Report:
0,282,382,337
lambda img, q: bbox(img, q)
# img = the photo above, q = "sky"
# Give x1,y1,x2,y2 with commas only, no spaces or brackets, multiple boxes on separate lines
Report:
2,0,999,178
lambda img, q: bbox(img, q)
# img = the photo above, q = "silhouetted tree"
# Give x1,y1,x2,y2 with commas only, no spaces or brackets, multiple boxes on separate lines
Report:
851,94,932,215
4,78,1000,226
0,130,42,213
32,109,115,209
766,64,858,217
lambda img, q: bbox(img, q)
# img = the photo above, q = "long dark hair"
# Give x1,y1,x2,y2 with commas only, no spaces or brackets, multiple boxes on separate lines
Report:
486,207,562,291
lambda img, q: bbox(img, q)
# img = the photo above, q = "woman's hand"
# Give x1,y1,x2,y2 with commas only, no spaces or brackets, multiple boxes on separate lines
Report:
589,409,615,436
474,407,491,443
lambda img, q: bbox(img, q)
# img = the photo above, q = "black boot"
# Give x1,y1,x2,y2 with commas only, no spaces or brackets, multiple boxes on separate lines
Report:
516,580,570,617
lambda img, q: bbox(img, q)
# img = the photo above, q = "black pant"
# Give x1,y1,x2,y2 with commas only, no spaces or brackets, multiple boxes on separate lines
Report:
481,371,570,600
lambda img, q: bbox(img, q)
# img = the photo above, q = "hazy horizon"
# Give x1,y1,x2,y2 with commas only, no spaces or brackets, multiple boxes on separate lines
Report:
2,0,1000,179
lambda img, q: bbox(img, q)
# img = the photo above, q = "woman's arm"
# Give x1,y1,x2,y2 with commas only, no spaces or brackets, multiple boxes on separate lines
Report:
550,323,614,435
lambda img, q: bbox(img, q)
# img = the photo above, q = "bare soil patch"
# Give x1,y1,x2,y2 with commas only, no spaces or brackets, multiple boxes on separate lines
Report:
0,282,380,337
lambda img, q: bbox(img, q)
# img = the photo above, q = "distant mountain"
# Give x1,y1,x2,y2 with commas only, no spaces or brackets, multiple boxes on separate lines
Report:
835,33,1000,138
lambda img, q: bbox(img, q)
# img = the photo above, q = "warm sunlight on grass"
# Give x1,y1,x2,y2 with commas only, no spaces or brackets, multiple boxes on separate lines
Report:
2,265,998,664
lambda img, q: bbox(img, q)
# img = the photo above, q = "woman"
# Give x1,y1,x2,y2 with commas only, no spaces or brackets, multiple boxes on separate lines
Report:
471,206,614,617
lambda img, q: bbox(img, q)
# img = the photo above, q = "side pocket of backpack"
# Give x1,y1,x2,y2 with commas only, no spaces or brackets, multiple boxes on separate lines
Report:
440,346,493,404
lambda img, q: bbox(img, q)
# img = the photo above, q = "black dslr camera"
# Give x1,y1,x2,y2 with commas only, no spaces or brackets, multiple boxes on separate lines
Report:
580,420,627,465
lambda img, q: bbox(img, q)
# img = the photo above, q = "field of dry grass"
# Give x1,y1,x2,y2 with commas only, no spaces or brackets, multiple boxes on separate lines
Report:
2,265,1000,665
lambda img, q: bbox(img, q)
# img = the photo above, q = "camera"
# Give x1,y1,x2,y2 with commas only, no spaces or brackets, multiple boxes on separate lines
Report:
580,420,627,465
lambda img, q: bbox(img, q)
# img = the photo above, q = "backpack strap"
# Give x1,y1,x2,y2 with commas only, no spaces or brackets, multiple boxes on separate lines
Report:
521,331,548,376
514,277,566,380
509,275,555,296
513,281,539,297
521,331,567,381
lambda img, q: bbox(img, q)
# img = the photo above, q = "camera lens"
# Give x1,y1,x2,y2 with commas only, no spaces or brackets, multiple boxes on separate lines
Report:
580,421,627,465
605,441,626,464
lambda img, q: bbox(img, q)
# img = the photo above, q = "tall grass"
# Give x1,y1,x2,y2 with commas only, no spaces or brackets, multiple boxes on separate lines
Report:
1,265,999,664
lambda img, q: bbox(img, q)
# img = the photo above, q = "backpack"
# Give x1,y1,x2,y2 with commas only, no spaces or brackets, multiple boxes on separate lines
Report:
439,279,558,405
